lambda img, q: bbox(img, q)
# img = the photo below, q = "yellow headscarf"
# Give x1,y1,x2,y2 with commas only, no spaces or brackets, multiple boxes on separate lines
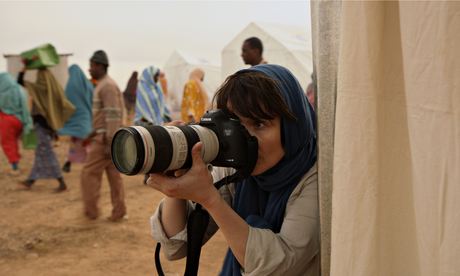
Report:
25,69,75,130
181,68,209,123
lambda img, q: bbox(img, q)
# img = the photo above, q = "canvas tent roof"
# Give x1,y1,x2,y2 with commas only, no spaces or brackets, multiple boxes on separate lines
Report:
162,50,221,113
221,22,313,89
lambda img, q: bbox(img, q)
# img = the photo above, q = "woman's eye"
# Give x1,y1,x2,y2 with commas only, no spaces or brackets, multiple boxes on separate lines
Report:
254,121,266,129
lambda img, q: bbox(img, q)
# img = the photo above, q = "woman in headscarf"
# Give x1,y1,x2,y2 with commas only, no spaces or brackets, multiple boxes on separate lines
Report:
58,64,94,173
181,68,209,123
0,72,33,176
134,66,171,126
18,67,75,192
149,64,319,275
122,71,138,125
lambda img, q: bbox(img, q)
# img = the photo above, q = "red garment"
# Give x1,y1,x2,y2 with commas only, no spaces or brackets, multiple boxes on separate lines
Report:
0,111,23,164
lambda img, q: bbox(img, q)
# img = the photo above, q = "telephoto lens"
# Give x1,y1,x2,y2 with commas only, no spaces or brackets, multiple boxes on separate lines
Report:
111,124,219,175
111,109,258,176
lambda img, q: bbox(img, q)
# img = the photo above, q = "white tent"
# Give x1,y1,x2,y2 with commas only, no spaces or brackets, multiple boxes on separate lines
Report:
221,22,313,90
162,50,221,115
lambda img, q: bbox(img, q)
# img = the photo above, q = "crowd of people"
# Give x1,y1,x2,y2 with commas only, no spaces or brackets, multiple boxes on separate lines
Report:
0,37,319,275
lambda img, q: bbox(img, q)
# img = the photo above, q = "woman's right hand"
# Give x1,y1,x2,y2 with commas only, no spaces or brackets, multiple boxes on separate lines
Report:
146,142,219,209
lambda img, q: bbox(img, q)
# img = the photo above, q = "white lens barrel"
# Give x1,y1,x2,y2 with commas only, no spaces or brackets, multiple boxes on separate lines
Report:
190,125,219,163
124,124,219,174
164,126,189,171
131,126,156,174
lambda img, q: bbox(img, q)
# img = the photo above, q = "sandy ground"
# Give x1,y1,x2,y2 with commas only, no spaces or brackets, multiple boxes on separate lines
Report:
0,139,227,276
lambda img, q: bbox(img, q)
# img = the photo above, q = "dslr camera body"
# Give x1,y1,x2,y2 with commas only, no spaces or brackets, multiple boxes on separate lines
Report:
111,109,258,176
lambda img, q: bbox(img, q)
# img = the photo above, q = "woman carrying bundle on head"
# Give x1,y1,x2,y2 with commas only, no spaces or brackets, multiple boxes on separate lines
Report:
18,65,75,192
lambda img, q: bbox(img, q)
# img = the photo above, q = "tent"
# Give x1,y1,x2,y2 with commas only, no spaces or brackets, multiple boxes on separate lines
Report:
221,22,313,90
162,50,221,114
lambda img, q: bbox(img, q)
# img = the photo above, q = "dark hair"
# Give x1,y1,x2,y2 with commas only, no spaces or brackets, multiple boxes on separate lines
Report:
213,71,296,122
244,37,264,55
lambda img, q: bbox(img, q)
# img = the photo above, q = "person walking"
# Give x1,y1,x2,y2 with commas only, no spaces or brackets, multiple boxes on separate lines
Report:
134,65,171,126
0,72,33,176
80,50,126,221
134,65,172,184
18,66,75,192
122,71,138,125
58,64,94,173
180,68,209,123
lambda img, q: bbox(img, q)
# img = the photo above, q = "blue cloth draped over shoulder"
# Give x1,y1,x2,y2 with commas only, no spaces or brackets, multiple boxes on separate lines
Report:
134,66,170,125
220,64,317,275
0,72,33,134
57,64,93,139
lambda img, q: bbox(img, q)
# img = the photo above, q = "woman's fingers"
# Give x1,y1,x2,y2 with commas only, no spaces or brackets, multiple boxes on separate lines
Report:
174,169,188,177
148,174,181,198
146,142,213,203
163,120,185,126
191,142,205,167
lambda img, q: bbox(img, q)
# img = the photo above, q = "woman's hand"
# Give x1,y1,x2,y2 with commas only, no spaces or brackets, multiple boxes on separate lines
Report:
163,120,185,127
146,142,219,208
149,141,250,265
148,138,250,265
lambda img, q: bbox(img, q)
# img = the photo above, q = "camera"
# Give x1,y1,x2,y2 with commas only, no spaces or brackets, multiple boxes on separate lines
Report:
111,109,258,176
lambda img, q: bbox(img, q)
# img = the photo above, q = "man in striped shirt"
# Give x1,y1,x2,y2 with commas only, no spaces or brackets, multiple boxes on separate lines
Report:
80,50,126,222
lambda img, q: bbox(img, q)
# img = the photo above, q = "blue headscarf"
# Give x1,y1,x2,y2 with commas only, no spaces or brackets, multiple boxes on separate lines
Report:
57,64,93,139
134,66,170,125
220,64,317,275
0,72,33,134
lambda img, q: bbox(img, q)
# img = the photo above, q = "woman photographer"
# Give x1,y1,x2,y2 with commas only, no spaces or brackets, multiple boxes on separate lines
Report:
148,64,319,275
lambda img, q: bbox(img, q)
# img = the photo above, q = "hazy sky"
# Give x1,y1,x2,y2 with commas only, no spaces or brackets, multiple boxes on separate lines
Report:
0,0,311,87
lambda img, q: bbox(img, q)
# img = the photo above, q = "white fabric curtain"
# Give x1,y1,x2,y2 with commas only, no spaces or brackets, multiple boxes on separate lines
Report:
312,1,460,275
310,1,342,275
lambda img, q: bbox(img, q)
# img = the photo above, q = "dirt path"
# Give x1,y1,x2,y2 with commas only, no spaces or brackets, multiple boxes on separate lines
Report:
0,141,226,276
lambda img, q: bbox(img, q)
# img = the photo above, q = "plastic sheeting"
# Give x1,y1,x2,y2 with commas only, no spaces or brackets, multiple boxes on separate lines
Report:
314,1,460,275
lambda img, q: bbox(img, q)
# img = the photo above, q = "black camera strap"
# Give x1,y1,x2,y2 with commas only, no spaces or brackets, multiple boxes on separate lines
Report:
154,243,165,276
154,205,210,276
184,204,210,275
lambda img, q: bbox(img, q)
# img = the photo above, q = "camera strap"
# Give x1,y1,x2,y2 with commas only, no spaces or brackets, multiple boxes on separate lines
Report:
154,204,210,276
184,204,210,275
213,172,245,190
154,172,244,276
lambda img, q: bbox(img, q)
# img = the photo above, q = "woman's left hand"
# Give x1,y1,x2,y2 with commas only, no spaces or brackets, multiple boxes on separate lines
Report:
146,142,220,208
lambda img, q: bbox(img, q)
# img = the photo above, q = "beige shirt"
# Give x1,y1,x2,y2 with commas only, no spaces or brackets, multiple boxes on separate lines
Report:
150,163,319,275
92,75,124,144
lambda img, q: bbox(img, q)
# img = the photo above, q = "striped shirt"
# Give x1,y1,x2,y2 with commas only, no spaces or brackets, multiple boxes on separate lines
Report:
92,75,124,144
